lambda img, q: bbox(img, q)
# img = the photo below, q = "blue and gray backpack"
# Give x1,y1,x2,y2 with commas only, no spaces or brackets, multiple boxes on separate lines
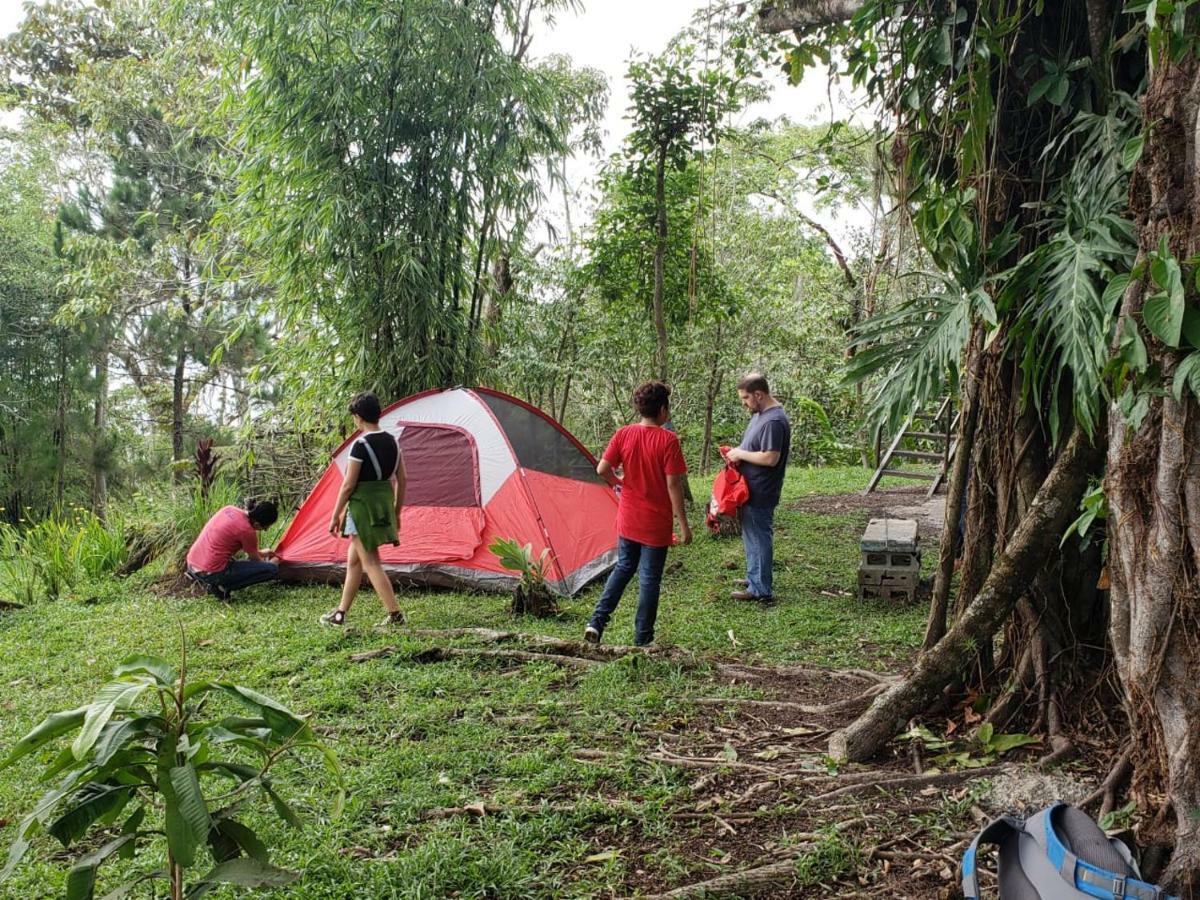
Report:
962,802,1177,899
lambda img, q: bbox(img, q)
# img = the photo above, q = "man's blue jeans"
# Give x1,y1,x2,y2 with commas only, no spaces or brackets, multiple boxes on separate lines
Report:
741,504,776,598
192,560,278,596
589,537,669,645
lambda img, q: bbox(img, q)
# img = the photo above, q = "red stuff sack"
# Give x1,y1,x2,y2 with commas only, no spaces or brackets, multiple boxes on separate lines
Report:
706,446,749,536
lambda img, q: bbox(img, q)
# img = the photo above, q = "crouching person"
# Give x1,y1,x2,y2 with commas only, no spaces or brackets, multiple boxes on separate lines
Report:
186,500,279,600
585,381,691,647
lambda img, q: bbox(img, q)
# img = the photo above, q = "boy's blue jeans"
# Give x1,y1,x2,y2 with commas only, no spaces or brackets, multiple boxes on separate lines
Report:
589,537,669,646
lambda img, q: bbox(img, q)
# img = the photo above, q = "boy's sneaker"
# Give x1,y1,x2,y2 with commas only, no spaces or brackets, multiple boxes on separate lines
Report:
377,610,406,628
583,625,601,644
319,609,346,627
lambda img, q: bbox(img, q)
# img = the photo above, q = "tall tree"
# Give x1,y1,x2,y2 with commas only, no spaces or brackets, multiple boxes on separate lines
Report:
625,46,739,382
208,0,605,412
762,0,1200,888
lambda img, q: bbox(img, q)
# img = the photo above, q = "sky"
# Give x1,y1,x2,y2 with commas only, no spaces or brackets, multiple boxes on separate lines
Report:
531,0,871,242
0,0,873,242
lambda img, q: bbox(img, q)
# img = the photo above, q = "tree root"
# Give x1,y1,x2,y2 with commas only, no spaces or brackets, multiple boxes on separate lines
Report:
406,627,673,660
1080,746,1133,817
350,645,603,669
690,684,889,718
808,766,1006,803
0,599,25,611
718,662,891,683
573,748,786,775
830,426,1102,762
642,853,815,899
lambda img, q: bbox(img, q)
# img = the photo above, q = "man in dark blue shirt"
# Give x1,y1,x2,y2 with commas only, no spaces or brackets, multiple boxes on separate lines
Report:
724,373,790,601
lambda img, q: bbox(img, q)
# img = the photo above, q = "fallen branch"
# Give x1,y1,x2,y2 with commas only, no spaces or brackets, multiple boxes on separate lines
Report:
389,646,602,669
573,748,785,775
643,852,814,899
406,627,673,660
718,662,890,683
810,765,1005,803
691,685,888,717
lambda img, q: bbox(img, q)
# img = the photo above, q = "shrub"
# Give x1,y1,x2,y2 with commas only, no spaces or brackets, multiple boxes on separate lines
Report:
0,641,342,899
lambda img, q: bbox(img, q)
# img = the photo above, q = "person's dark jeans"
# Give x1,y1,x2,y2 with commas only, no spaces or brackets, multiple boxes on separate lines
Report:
589,537,669,645
741,503,776,598
192,560,278,596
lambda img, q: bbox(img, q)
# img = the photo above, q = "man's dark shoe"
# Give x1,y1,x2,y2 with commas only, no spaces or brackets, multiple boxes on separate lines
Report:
207,583,232,602
584,624,601,644
731,589,773,602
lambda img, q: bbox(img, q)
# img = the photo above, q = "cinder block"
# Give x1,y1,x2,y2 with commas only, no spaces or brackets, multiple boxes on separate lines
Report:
858,583,915,604
860,518,919,553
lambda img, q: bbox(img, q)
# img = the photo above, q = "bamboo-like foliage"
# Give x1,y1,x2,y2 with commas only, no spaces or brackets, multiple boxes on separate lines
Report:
207,0,604,407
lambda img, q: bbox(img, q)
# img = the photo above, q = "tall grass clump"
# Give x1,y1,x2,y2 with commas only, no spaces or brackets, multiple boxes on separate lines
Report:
0,507,128,604
120,478,246,574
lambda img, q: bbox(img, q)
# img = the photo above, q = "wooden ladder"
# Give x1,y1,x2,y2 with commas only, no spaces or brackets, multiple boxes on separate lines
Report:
865,396,958,497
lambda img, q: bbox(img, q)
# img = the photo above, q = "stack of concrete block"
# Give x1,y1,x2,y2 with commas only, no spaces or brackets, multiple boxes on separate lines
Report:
858,518,920,603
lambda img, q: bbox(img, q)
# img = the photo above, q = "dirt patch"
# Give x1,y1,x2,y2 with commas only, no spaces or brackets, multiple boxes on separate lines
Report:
794,485,947,540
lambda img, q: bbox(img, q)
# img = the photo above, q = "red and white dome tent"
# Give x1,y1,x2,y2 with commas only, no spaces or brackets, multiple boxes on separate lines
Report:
273,387,619,596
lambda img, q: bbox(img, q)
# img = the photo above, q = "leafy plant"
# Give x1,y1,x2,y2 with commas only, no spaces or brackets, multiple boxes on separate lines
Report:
1099,799,1138,831
901,722,1039,770
489,537,558,617
1062,479,1108,550
490,538,552,593
0,636,342,899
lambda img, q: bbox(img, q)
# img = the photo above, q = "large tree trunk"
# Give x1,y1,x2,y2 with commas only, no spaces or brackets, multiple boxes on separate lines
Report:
653,147,670,383
1106,52,1200,894
831,424,1102,761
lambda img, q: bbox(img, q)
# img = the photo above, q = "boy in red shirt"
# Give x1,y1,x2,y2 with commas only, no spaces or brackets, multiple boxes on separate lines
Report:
585,382,692,646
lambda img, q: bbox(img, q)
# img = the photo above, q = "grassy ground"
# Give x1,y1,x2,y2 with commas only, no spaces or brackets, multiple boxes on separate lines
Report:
0,466,953,898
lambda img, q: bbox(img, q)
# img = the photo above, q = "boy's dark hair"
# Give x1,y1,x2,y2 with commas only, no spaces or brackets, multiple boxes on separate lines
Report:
737,373,770,394
349,392,382,424
247,500,278,529
633,381,671,419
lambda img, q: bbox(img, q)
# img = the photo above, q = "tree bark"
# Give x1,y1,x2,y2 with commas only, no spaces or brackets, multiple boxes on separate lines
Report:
53,331,69,508
653,146,670,383
924,325,983,649
92,347,108,523
756,0,864,34
1106,51,1200,894
831,425,1102,762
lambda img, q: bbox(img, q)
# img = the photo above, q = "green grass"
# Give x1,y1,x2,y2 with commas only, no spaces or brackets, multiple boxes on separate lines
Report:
0,465,931,898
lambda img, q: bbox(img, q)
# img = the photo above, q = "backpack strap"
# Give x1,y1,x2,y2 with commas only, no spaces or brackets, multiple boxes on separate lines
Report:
962,814,1026,899
1030,804,1174,900
355,436,385,480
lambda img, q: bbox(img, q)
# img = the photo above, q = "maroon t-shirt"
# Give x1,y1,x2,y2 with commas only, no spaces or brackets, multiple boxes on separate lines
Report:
603,424,687,547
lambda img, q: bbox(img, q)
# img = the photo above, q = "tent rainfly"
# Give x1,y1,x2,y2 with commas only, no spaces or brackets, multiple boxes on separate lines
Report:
274,387,619,596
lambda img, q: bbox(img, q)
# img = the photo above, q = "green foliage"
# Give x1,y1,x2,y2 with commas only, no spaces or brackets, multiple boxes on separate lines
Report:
846,271,975,441
121,478,244,573
1099,799,1138,831
0,641,341,898
1062,479,1109,550
901,722,1039,770
206,0,607,412
0,510,127,605
489,538,552,593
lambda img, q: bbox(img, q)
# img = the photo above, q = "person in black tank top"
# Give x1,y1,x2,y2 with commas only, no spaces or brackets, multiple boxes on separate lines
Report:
319,392,408,628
